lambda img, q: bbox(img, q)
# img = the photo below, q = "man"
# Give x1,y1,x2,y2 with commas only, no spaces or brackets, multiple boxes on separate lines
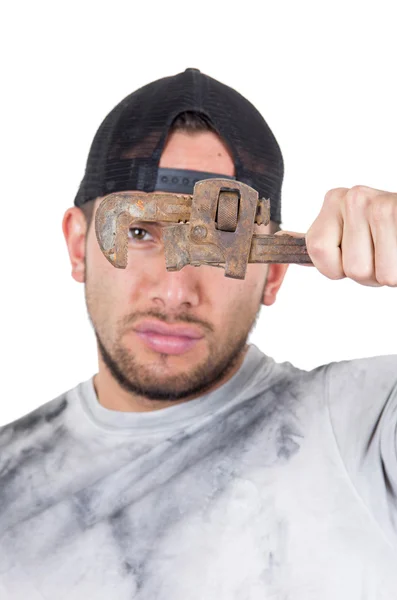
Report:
0,68,396,599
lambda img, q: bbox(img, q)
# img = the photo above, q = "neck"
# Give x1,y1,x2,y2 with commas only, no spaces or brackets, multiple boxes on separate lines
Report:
93,345,249,413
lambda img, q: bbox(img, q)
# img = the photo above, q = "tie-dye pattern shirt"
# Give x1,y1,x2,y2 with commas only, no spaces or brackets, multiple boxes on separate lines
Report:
1,344,397,599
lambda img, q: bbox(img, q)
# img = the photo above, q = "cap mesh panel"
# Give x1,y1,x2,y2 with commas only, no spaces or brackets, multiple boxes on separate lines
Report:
74,69,284,223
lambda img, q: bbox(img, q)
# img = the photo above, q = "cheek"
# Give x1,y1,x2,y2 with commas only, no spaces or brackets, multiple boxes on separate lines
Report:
86,245,162,320
85,234,138,312
204,267,264,313
245,264,268,295
223,265,266,295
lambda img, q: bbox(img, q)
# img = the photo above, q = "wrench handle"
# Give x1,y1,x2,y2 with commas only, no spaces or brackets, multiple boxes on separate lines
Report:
249,234,312,264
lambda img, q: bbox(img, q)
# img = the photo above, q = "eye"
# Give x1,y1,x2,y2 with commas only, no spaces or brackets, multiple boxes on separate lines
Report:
127,227,154,243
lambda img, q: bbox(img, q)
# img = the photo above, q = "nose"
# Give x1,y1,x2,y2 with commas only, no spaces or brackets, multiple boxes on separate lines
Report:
148,263,201,311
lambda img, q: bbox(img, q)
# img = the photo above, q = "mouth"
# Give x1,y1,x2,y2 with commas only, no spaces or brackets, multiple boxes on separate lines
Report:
133,320,204,355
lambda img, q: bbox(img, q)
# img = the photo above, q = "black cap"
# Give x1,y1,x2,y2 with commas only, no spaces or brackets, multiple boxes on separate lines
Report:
74,68,284,224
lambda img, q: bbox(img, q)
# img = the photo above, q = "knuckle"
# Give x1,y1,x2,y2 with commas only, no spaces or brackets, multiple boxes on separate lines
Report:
348,184,370,196
323,190,334,204
370,198,394,222
345,186,371,210
324,187,346,205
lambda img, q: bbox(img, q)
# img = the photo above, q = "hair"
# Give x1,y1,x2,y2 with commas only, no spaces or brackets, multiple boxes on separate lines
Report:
80,111,280,233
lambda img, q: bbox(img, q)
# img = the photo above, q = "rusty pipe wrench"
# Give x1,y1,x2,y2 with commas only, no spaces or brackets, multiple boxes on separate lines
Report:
95,178,312,280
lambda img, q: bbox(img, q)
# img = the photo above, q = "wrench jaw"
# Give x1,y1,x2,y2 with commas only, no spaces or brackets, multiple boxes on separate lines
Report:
94,192,153,268
161,178,262,279
161,224,192,272
186,179,260,280
94,191,192,268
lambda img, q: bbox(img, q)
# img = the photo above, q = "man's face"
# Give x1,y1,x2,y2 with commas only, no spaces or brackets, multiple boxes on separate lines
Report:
73,131,283,403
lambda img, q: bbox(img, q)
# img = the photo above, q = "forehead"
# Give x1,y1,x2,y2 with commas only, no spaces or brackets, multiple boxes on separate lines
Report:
94,131,237,221
159,131,235,177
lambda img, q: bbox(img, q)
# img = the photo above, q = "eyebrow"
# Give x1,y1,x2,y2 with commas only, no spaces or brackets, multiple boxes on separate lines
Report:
132,220,181,228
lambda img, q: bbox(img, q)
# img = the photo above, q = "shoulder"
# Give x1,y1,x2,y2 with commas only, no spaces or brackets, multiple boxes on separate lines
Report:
256,353,397,427
323,355,397,455
0,389,78,535
0,392,70,452
325,354,397,399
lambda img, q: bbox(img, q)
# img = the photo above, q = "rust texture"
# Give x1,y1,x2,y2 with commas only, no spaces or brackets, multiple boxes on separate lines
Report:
95,179,312,279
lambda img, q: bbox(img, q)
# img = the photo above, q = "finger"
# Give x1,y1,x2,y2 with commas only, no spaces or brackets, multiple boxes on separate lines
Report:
340,190,378,285
369,196,397,286
305,189,347,279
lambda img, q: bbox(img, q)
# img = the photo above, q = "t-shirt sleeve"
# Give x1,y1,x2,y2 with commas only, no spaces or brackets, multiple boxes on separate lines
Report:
325,354,397,538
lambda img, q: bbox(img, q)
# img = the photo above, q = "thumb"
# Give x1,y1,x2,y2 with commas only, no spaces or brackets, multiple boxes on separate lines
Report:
274,230,305,238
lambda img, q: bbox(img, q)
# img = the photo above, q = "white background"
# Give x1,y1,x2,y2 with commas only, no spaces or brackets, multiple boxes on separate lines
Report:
0,0,396,425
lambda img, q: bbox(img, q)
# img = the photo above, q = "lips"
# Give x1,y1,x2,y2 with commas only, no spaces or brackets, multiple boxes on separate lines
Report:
134,320,203,339
133,320,204,355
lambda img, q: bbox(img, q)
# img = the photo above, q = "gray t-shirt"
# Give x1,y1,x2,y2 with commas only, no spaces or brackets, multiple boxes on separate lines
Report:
1,344,397,599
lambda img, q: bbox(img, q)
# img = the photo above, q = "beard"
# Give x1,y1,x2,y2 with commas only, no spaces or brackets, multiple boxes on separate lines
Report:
84,270,266,403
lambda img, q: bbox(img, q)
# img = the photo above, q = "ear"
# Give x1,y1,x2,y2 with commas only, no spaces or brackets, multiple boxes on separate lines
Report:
62,207,88,283
262,263,289,306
